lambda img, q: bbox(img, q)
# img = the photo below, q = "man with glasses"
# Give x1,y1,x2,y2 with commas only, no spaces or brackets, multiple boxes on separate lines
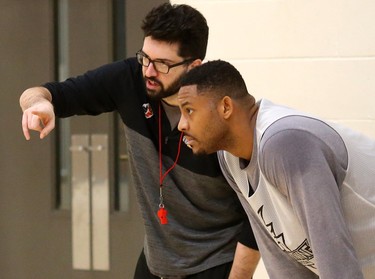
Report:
19,3,259,279
136,50,196,75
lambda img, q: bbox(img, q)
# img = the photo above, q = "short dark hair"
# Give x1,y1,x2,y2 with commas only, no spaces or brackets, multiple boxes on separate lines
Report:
141,3,209,60
180,60,249,100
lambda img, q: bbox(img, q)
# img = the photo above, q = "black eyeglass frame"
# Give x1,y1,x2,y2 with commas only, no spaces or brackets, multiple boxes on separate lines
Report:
136,50,195,74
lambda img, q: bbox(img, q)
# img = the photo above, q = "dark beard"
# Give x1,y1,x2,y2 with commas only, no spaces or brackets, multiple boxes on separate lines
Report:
144,74,184,101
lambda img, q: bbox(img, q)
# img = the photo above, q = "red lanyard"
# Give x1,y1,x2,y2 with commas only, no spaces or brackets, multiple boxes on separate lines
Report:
157,102,183,224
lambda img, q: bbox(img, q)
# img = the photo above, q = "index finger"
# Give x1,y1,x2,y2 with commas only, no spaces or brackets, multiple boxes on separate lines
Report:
22,112,31,140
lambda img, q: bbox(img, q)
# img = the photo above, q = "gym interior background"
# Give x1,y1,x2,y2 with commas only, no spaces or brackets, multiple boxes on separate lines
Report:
1,0,374,278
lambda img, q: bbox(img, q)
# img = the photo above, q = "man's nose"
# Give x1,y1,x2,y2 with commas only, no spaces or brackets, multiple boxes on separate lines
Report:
145,62,158,76
178,115,188,132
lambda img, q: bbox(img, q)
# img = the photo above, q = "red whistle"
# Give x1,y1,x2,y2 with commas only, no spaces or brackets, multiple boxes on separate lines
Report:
157,208,168,225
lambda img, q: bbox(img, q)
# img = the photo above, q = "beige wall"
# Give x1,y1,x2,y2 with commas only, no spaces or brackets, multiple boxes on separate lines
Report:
172,0,375,278
172,0,375,140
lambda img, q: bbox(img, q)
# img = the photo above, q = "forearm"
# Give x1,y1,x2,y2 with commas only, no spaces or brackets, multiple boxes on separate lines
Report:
20,86,52,111
229,242,260,279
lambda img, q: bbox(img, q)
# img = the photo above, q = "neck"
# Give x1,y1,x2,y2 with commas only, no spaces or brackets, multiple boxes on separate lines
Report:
227,103,259,160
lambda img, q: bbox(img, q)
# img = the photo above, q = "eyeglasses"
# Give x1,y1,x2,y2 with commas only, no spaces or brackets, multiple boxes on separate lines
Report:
136,50,195,74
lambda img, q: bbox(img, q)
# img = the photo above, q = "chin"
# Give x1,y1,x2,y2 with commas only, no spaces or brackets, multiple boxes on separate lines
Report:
146,90,162,100
191,147,210,156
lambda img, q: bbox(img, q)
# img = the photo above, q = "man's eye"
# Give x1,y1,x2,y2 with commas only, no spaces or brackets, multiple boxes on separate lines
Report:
154,60,168,66
186,108,193,115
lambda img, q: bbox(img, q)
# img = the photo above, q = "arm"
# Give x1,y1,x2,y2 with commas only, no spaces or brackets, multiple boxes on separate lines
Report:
260,117,364,278
19,86,55,140
229,242,260,279
229,217,260,278
217,152,261,278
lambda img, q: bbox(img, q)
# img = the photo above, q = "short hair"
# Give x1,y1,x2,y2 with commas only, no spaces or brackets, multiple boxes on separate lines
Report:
180,60,249,100
141,3,209,60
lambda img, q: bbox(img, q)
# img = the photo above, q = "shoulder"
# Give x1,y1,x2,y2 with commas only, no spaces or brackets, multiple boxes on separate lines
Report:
258,115,348,183
260,115,345,156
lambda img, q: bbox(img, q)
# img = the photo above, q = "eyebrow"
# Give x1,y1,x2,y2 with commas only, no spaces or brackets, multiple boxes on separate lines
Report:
141,50,176,63
179,100,191,108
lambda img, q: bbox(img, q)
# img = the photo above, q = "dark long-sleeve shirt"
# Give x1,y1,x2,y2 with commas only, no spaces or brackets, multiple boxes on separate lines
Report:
44,58,257,278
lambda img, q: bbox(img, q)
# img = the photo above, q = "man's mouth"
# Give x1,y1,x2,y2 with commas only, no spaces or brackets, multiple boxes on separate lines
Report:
146,78,161,90
183,135,195,149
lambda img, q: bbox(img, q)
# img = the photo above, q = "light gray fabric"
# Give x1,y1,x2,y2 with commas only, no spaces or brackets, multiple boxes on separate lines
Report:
219,99,374,279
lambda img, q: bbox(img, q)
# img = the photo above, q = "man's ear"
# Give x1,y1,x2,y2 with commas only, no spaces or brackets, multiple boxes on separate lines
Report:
187,59,202,71
220,96,233,120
